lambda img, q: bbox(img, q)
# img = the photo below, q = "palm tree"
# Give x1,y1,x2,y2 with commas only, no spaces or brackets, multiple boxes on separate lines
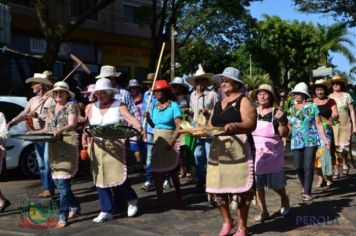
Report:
316,23,355,66
242,74,272,90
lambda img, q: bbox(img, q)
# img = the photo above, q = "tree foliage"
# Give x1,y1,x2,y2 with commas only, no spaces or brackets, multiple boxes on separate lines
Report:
293,0,356,27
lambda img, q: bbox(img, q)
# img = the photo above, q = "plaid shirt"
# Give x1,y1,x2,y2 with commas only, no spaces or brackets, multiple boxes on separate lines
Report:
114,85,139,117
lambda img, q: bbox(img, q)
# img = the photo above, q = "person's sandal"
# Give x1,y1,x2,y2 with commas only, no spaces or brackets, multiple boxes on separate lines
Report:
68,210,81,219
218,220,236,236
0,199,11,212
342,165,350,176
302,194,313,201
254,212,269,223
55,220,67,229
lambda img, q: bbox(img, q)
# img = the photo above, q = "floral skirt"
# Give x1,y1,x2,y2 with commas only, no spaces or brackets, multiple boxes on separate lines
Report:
208,188,255,209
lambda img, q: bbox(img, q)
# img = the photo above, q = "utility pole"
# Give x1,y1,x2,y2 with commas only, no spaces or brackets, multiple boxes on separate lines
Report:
170,24,175,82
249,53,252,78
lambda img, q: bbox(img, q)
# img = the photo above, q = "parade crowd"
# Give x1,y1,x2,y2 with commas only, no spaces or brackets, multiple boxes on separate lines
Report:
0,64,354,236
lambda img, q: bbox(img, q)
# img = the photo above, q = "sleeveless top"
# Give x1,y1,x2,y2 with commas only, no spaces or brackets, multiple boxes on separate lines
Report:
89,100,122,126
316,98,336,120
211,95,243,127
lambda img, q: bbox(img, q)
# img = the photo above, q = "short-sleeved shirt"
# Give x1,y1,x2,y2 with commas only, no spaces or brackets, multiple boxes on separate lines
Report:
329,92,353,116
287,102,320,149
152,101,182,130
48,102,78,130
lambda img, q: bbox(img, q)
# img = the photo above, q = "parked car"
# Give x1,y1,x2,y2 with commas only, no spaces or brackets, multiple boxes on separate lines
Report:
0,96,39,178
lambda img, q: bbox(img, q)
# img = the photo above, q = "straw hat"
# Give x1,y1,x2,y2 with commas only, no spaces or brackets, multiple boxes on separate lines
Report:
252,84,275,100
152,80,170,91
95,65,121,79
313,79,331,89
26,71,54,86
93,78,119,93
290,82,310,97
46,81,75,98
128,79,140,88
213,67,243,85
170,77,190,90
142,73,161,84
186,64,214,87
330,75,348,85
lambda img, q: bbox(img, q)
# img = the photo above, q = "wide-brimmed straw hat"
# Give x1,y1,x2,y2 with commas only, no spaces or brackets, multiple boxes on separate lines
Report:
330,75,348,85
93,78,119,93
170,77,190,90
252,84,275,100
95,65,121,79
186,64,214,87
213,67,244,85
46,81,75,98
313,79,331,89
26,71,54,86
290,82,310,97
152,80,170,91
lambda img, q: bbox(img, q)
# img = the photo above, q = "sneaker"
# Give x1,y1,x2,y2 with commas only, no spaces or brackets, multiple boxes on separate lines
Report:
141,181,154,191
163,179,171,189
219,221,236,236
127,199,138,217
93,212,113,223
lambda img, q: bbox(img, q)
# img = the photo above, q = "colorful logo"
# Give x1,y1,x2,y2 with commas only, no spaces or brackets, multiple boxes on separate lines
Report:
19,198,58,229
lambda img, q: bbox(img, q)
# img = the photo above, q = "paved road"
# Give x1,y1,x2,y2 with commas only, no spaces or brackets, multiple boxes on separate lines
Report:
0,155,355,235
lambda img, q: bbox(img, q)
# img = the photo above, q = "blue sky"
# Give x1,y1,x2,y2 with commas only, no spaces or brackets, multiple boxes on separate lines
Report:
248,0,355,74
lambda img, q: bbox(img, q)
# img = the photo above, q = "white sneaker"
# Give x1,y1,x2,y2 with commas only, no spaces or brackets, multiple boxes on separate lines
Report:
141,181,154,191
127,199,138,217
93,212,113,223
163,179,171,189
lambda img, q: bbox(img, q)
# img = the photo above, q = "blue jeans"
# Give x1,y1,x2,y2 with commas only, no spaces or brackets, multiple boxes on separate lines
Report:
97,179,138,213
35,142,55,190
293,147,317,195
194,138,212,184
145,132,154,182
54,179,80,221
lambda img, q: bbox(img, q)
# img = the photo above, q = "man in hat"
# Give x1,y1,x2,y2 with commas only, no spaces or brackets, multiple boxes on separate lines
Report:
186,65,218,190
96,65,139,117
7,71,56,198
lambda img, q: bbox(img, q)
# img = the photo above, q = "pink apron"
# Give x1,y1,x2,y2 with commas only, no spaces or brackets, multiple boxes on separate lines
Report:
252,109,284,174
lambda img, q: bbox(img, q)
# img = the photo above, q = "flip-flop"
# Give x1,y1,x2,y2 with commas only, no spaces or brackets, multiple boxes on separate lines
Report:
0,199,11,212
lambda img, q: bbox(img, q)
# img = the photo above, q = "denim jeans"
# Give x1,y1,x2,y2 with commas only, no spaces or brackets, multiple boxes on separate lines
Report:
293,147,317,195
194,138,212,184
35,142,55,189
145,132,154,182
54,179,80,221
97,179,138,213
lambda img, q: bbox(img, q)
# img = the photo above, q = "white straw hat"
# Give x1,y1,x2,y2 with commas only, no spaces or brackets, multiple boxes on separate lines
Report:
26,71,54,86
213,67,243,84
94,78,118,93
170,77,190,89
128,79,140,88
186,64,214,87
291,82,310,97
252,84,275,100
313,79,331,89
46,81,74,98
95,65,121,79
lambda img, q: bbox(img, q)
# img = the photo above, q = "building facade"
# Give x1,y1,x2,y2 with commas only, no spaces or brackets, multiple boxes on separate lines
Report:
0,0,153,95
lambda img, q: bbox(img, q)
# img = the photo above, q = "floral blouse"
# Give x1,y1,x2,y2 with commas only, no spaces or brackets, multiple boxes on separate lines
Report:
47,102,78,130
329,92,353,115
288,102,320,149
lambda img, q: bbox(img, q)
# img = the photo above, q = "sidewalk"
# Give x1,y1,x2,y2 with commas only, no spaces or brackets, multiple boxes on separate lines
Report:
0,154,355,235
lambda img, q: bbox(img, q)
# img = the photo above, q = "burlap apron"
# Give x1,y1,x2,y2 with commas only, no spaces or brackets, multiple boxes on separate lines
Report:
48,131,78,179
206,134,254,193
152,129,179,172
88,138,126,188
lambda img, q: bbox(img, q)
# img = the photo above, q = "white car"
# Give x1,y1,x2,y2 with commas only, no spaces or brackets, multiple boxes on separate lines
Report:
0,96,39,178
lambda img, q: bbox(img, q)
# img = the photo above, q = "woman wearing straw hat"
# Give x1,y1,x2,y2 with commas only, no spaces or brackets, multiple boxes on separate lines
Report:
313,79,338,187
251,84,290,223
7,71,56,198
0,112,11,212
170,77,193,178
83,78,142,222
144,79,183,208
42,81,81,228
329,75,356,177
206,67,256,236
288,82,330,201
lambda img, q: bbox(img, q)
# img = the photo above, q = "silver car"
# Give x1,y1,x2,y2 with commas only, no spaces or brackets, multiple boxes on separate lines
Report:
0,96,39,178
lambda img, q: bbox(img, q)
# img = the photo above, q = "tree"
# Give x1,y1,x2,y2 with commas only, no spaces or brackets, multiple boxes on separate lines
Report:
33,0,116,70
247,16,321,88
293,0,356,27
242,74,272,90
316,23,355,66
